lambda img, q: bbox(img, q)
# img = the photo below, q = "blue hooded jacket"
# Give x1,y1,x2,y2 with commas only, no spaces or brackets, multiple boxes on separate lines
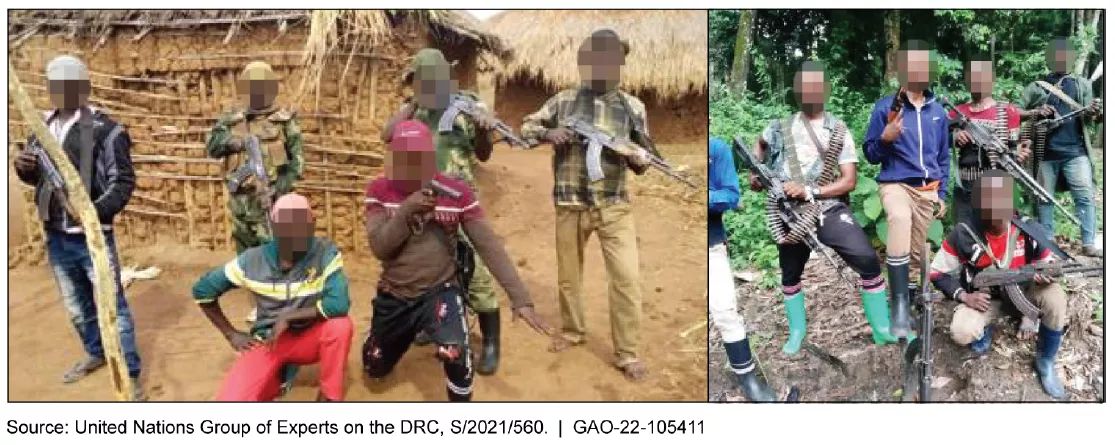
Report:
863,90,951,200
708,137,741,247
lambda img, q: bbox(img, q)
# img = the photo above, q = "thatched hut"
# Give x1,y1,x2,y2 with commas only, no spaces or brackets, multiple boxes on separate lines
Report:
485,10,707,144
7,10,508,266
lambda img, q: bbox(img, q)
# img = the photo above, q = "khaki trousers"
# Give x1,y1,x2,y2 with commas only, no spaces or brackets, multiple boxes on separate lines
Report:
879,183,938,275
555,203,642,366
949,283,1068,345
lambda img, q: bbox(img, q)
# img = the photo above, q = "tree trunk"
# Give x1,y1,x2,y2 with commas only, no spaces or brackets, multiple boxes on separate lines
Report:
884,10,901,82
1074,10,1101,76
731,10,755,96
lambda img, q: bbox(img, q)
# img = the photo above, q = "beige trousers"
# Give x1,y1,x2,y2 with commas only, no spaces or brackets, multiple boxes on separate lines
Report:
880,183,938,275
950,283,1068,345
555,203,642,366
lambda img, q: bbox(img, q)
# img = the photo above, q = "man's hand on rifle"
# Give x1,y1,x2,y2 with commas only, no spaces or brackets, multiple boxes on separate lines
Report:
1033,273,1056,285
472,113,497,131
227,136,244,153
627,148,652,168
960,291,992,312
1016,139,1033,163
749,174,764,192
1085,98,1102,116
15,149,38,174
544,128,576,145
954,129,972,146
400,189,437,217
783,182,807,199
1038,104,1056,118
882,114,904,144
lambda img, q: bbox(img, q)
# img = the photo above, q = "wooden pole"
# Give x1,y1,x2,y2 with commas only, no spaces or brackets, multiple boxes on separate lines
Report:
8,61,134,401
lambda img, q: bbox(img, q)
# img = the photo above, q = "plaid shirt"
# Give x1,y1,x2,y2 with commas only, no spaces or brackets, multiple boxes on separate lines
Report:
521,88,650,208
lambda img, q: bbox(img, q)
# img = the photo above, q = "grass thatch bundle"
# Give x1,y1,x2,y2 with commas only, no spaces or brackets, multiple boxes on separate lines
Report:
487,10,708,100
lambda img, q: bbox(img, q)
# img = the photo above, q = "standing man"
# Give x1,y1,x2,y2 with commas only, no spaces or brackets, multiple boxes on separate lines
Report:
929,171,1070,399
14,55,144,400
521,29,656,381
362,120,550,401
205,60,304,390
193,194,353,401
864,41,951,338
754,62,899,354
381,48,505,376
708,137,777,402
950,59,1031,226
1019,38,1103,257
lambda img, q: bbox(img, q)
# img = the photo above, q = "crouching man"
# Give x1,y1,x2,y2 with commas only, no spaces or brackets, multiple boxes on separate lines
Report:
929,170,1069,399
192,193,353,401
361,120,551,401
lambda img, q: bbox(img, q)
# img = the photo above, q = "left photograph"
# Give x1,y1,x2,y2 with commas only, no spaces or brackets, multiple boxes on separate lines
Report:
5,10,709,401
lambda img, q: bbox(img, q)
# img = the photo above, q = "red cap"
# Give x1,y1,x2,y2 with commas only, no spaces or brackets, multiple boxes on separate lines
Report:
390,120,434,152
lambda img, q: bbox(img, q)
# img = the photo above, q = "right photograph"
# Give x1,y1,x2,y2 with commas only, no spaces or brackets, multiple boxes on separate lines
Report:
708,9,1104,402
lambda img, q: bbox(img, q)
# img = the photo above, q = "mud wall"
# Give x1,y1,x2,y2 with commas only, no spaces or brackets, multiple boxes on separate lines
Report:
8,26,480,264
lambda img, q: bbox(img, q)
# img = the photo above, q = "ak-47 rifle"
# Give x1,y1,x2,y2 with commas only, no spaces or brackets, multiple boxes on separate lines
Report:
971,261,1102,289
888,86,906,123
227,133,274,237
439,94,531,149
941,96,1081,227
26,142,81,221
730,136,857,290
565,118,698,189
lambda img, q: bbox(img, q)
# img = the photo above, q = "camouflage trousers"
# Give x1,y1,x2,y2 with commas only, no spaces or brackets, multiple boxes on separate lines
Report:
461,230,498,312
228,192,272,254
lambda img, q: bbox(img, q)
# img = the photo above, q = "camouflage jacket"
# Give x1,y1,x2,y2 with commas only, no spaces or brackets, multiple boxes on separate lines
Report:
206,106,304,195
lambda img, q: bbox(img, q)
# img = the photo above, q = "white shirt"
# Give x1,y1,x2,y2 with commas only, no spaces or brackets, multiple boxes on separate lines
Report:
763,112,858,183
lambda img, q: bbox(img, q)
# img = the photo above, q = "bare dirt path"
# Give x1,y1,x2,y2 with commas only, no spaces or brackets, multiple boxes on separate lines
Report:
7,143,708,401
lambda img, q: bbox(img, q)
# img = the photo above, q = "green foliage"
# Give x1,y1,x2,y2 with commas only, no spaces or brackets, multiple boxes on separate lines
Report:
711,9,1104,278
1090,292,1103,324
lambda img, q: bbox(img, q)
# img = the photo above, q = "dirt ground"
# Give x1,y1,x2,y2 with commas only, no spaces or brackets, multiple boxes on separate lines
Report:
7,143,708,402
709,242,1105,403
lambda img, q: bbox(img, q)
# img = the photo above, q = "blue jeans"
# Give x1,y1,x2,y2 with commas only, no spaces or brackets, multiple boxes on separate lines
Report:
1037,155,1098,246
46,231,142,378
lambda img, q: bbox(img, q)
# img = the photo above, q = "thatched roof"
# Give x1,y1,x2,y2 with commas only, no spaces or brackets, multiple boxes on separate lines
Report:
487,10,707,100
7,10,509,57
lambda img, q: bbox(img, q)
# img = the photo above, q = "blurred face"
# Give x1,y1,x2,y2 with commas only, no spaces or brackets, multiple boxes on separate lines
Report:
272,207,315,254
794,69,828,112
899,49,933,92
48,79,91,110
1046,41,1075,73
966,61,994,98
412,66,455,109
578,40,624,93
237,79,278,111
385,149,437,188
975,175,1015,223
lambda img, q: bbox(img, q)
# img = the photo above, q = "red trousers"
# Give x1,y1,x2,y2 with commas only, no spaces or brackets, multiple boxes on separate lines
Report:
217,317,353,401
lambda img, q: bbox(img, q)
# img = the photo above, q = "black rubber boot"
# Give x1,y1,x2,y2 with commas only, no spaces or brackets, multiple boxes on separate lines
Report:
476,311,501,376
970,326,994,356
1034,324,1067,400
887,261,912,338
725,338,777,402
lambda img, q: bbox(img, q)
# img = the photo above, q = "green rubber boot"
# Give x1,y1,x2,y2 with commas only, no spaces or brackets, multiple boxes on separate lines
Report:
782,291,807,355
861,287,900,345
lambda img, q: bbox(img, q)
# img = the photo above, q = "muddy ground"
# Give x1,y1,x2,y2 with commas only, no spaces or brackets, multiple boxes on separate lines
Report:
709,241,1104,403
8,143,709,401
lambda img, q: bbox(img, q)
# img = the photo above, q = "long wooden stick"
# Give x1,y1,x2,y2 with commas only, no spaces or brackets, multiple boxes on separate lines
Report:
8,61,134,401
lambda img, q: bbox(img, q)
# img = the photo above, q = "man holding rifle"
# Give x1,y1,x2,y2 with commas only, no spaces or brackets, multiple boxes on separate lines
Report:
382,48,506,375
1019,38,1103,257
520,29,656,381
362,120,551,401
950,59,1032,226
863,41,951,339
14,55,144,400
928,170,1071,400
750,61,899,356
